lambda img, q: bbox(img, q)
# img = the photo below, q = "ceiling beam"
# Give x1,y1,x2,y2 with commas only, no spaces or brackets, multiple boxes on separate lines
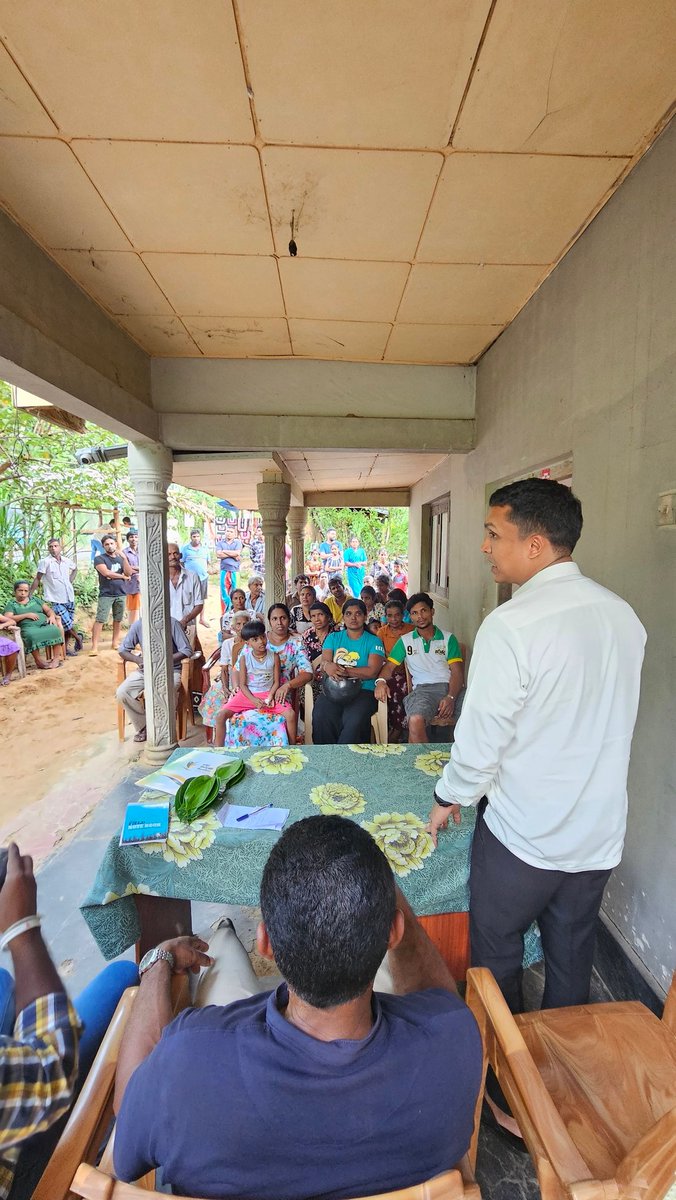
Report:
160,412,475,454
304,489,411,508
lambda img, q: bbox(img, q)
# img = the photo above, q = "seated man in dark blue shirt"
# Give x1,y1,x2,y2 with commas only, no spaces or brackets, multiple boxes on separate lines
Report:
113,816,482,1200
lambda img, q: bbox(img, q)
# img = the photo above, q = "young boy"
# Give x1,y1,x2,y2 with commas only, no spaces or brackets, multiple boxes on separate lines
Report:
214,621,295,746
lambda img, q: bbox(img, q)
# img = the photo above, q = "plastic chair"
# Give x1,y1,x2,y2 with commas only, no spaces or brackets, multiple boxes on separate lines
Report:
465,966,676,1200
304,684,388,745
0,623,26,680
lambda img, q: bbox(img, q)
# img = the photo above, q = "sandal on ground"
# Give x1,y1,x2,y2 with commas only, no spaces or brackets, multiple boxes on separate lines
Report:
66,648,78,657
88,650,98,657
133,728,147,742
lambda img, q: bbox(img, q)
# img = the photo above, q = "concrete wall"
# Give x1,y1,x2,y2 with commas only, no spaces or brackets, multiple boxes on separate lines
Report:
0,208,157,441
409,118,676,994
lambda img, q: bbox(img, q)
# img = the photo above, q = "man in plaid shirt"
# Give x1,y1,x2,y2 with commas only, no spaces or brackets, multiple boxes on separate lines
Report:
0,846,136,1199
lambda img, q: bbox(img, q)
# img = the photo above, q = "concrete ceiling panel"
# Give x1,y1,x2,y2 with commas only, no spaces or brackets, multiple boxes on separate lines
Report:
385,323,500,364
142,254,284,317
263,147,441,260
0,44,57,136
418,153,628,264
238,0,491,149
73,142,272,254
398,263,546,325
0,137,130,250
0,0,254,141
289,320,391,361
53,250,173,316
183,317,292,358
279,259,409,322
453,0,676,156
117,315,200,356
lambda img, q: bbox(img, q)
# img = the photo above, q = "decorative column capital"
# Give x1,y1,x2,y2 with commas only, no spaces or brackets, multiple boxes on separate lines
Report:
128,441,173,514
257,481,291,536
286,506,307,537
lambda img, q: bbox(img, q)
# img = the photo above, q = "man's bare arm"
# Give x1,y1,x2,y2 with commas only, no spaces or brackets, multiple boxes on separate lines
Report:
114,936,211,1113
388,887,457,996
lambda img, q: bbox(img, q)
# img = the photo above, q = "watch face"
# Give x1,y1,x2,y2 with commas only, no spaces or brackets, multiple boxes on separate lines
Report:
139,948,159,974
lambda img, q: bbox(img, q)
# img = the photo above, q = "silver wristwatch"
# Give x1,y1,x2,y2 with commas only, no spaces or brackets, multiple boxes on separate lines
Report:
138,946,175,977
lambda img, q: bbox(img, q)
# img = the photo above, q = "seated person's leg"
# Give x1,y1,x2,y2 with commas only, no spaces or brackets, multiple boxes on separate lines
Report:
282,704,297,744
407,713,428,744
196,920,272,1008
116,673,146,733
74,960,140,1083
312,693,342,744
338,690,378,744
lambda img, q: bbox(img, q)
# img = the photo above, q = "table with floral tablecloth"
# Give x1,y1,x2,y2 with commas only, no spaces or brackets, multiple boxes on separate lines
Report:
81,744,540,965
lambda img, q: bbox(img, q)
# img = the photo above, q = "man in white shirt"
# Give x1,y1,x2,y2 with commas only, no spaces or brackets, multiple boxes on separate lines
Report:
30,538,82,655
428,479,645,1030
167,544,203,644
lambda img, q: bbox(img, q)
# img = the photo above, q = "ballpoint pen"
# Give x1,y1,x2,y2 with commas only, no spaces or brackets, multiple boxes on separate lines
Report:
236,802,273,823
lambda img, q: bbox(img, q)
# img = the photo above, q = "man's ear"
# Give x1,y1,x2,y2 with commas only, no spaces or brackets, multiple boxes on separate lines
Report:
387,907,405,952
256,921,275,961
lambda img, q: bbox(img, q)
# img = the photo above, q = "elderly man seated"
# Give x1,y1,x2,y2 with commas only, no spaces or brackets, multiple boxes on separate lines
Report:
113,816,482,1200
116,616,192,743
375,592,464,744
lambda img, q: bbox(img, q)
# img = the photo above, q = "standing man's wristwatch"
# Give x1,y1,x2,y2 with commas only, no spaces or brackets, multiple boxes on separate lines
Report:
433,789,454,809
139,946,175,977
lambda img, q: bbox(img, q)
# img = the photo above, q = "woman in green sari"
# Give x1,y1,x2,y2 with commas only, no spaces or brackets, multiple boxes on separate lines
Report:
4,580,64,669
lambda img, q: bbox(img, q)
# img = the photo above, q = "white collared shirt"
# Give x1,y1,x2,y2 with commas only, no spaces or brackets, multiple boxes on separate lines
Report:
36,555,75,604
168,568,202,624
436,562,646,872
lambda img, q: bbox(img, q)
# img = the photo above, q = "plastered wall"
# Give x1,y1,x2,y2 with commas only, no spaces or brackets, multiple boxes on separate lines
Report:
409,118,676,994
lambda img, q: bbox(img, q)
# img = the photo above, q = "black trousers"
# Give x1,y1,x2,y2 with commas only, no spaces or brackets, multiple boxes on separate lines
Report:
312,690,378,745
470,803,611,1014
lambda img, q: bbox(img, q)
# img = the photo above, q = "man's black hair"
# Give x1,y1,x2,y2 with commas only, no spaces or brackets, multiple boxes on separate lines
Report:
329,575,344,587
376,574,391,587
407,592,434,611
241,619,266,641
489,478,583,553
260,815,395,1008
267,602,290,621
342,597,366,616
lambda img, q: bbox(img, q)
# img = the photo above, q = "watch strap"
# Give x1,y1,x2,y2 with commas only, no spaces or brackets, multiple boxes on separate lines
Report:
433,789,453,809
139,946,175,977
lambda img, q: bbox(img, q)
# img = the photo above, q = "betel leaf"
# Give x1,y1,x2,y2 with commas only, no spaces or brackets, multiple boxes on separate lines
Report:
214,760,246,791
174,774,221,822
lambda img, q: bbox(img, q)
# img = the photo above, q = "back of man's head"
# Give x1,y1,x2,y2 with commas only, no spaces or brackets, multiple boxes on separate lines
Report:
260,816,395,1009
489,477,583,553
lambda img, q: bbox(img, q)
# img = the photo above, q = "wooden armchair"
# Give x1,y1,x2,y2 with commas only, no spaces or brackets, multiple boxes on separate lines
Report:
0,621,26,680
116,655,196,743
465,966,676,1200
37,977,480,1200
304,684,388,745
69,1164,481,1200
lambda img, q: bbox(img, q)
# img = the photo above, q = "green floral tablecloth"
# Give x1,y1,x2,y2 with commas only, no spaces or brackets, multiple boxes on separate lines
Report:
81,744,541,964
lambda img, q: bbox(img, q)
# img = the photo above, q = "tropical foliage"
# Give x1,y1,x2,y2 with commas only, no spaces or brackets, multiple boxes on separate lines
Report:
308,505,408,561
0,380,216,606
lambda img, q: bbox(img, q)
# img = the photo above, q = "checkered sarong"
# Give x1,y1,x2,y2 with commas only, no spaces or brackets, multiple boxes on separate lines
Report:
52,601,75,631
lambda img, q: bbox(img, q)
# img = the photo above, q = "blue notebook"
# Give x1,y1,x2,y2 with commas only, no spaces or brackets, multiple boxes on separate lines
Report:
119,801,170,847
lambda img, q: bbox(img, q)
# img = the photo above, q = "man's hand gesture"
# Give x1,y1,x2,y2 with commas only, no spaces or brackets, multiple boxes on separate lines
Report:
157,935,213,975
0,844,37,932
426,802,461,847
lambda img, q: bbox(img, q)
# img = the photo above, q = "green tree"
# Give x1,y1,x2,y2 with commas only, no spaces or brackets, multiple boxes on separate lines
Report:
308,506,409,565
0,381,215,604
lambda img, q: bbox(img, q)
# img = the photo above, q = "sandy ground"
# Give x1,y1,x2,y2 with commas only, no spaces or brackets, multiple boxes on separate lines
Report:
0,595,220,865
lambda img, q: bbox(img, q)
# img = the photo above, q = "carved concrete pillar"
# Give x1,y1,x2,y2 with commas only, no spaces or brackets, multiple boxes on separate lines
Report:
287,506,307,582
257,480,290,606
127,441,176,764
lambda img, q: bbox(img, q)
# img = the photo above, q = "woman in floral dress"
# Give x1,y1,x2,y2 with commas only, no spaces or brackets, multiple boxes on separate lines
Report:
267,603,312,714
301,602,335,700
376,600,413,742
